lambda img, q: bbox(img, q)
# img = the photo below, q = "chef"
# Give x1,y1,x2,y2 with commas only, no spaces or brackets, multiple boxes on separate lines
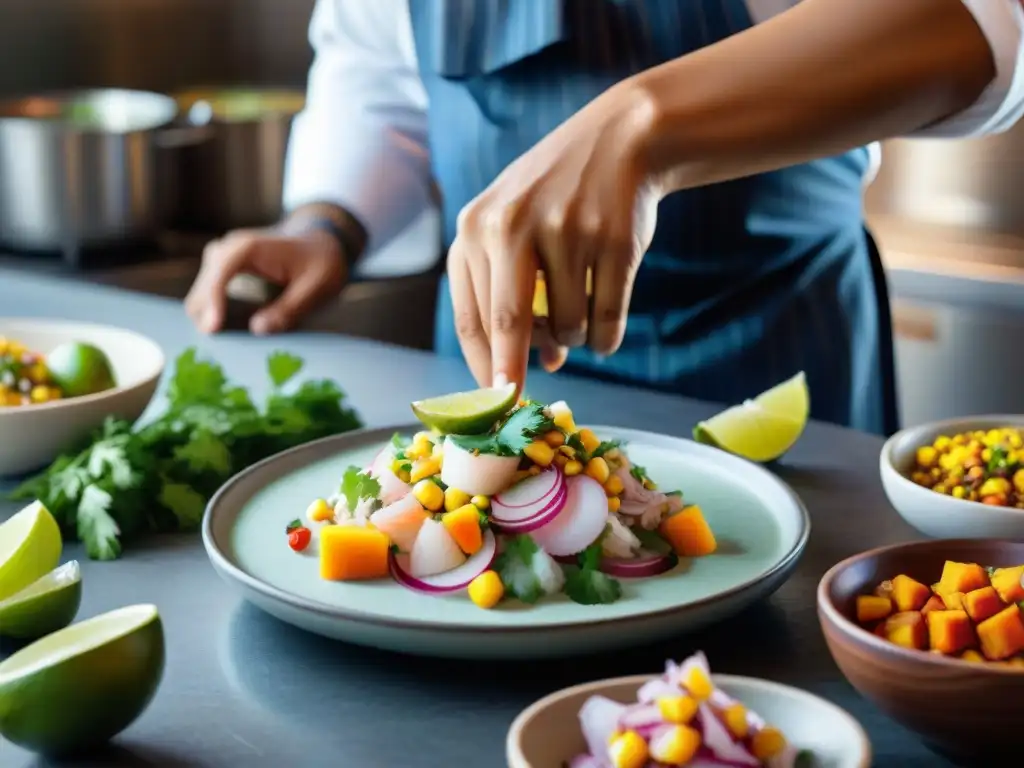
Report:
185,0,1024,436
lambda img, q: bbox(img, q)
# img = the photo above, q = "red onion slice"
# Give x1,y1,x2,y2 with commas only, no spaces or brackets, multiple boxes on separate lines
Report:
492,482,568,534
389,529,498,594
599,550,678,578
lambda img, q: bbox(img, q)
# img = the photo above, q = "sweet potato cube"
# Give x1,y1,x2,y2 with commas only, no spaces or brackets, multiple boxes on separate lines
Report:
941,591,965,611
977,605,1024,661
962,586,1005,623
961,649,985,663
938,561,989,595
926,610,975,655
881,611,928,651
989,565,1024,605
856,595,893,624
921,595,946,614
891,575,932,612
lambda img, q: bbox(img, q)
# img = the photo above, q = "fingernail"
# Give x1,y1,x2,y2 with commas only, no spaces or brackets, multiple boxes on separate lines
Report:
557,329,586,347
200,308,218,334
492,372,509,388
251,314,274,335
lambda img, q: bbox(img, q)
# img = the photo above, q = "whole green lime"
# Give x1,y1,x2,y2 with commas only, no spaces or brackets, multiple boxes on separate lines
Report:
46,341,116,398
0,604,165,756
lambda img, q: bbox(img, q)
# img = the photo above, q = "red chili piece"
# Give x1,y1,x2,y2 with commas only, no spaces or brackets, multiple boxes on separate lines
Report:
288,527,312,552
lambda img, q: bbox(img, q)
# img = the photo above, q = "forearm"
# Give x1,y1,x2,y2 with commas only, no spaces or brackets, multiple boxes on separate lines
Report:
631,0,997,192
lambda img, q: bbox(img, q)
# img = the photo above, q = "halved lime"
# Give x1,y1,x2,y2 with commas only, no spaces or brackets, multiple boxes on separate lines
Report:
0,603,165,756
411,382,518,434
0,560,82,640
693,372,809,462
0,501,62,601
46,341,116,398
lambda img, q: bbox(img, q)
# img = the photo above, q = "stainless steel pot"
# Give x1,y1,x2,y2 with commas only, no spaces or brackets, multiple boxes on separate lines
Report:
170,88,306,232
0,89,209,255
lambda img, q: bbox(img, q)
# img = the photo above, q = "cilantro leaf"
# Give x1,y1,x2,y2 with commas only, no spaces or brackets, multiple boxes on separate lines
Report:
451,403,552,457
563,543,622,605
166,348,227,406
340,465,381,512
267,351,303,388
495,535,543,603
158,483,208,530
77,485,122,561
591,440,620,459
173,431,232,476
390,432,406,450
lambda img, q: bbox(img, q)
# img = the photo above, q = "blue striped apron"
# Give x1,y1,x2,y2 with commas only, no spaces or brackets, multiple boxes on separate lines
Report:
410,0,891,435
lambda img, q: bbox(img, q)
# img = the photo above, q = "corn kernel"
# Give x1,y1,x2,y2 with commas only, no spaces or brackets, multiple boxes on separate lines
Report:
657,695,698,724
467,570,504,609
604,475,625,496
608,730,648,768
723,703,748,738
952,486,967,499
413,479,444,511
405,441,430,460
578,428,601,454
444,487,472,513
471,495,490,509
29,385,51,403
961,649,985,663
306,498,334,523
979,477,1011,497
523,440,556,467
916,446,938,467
564,460,583,477
391,458,406,474
413,430,433,443
607,496,621,513
542,430,565,448
934,435,951,451
549,402,577,433
553,452,569,468
649,724,701,765
585,457,610,484
410,457,441,483
683,667,713,701
751,727,787,760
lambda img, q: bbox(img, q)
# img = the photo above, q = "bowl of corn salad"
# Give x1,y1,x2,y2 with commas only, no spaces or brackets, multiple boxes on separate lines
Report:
880,416,1024,540
0,319,164,476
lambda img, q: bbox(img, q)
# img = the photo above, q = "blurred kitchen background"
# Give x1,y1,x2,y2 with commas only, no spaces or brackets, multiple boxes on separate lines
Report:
1,0,1022,427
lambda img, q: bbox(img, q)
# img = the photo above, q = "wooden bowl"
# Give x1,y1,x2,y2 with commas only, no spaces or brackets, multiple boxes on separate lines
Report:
818,538,1024,762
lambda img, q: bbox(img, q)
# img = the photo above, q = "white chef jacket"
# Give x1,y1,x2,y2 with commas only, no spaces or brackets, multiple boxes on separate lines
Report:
283,0,1024,257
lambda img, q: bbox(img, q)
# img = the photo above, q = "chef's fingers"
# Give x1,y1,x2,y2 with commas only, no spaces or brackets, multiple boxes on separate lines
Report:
588,240,639,356
532,319,569,373
187,236,254,333
536,225,589,350
449,240,492,388
488,242,536,393
249,254,334,335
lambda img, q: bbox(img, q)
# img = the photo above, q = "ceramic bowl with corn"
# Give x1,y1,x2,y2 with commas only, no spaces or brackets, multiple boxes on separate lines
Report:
880,416,1024,540
0,318,164,476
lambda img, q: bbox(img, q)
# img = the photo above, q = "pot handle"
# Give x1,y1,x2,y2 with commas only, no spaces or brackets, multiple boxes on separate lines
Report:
155,102,216,148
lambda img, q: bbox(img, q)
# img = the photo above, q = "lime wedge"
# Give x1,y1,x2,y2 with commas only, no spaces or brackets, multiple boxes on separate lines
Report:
0,501,62,601
411,382,518,434
693,372,809,462
0,603,165,756
0,561,82,640
46,341,116,398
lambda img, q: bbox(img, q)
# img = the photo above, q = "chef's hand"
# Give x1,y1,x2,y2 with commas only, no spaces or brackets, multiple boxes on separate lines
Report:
449,83,660,391
185,228,346,335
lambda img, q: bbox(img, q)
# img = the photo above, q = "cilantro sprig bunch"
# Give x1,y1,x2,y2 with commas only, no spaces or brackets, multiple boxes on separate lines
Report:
10,348,362,560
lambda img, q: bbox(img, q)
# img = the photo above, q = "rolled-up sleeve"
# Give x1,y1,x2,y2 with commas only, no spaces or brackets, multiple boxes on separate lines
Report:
282,0,432,252
912,0,1024,137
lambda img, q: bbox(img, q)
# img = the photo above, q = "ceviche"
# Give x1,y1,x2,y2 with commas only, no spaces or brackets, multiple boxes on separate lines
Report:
572,653,812,767
284,391,718,609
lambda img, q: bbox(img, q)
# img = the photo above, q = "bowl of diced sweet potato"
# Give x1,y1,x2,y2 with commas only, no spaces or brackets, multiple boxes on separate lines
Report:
818,538,1024,762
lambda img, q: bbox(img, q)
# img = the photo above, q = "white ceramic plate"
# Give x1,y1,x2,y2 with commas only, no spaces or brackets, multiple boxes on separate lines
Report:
0,318,164,476
202,425,810,660
507,673,872,767
880,415,1024,539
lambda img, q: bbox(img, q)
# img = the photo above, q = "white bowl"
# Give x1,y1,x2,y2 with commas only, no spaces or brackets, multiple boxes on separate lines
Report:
880,415,1024,539
0,318,164,476
507,673,871,768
